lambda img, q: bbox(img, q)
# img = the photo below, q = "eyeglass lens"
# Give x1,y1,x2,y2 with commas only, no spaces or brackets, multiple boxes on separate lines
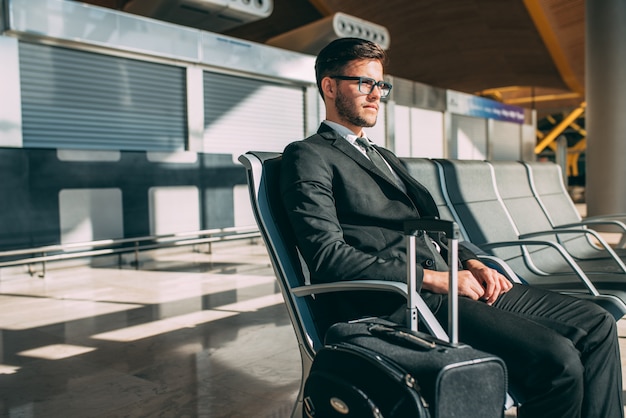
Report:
360,78,392,97
330,76,392,98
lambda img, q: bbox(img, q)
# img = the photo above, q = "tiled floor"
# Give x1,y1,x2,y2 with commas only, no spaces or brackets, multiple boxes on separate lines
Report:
0,243,301,418
0,241,625,417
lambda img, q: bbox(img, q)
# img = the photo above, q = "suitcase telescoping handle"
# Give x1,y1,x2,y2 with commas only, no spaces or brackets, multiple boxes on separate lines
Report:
404,219,461,344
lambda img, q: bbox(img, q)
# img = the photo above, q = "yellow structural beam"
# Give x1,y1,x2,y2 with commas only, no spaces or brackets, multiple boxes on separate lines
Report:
523,0,585,95
505,91,581,105
535,102,586,154
570,121,587,137
567,138,586,177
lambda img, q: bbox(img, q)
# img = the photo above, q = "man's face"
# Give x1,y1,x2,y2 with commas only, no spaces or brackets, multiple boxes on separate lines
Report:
332,59,384,132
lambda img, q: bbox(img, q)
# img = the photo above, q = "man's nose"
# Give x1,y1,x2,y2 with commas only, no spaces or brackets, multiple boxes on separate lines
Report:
367,86,381,99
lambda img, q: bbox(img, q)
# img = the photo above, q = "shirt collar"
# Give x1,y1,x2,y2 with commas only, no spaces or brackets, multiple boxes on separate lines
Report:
322,120,368,147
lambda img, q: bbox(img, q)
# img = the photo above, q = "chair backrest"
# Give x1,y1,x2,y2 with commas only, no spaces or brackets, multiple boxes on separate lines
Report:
433,159,522,261
490,161,557,236
238,152,323,358
401,157,467,236
522,161,582,226
491,160,596,254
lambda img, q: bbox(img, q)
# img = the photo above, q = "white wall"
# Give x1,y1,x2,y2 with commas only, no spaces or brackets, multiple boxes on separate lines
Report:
450,115,487,159
491,120,521,160
410,108,445,158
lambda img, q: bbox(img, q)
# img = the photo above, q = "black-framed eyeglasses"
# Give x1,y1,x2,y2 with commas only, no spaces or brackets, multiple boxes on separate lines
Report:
330,75,393,98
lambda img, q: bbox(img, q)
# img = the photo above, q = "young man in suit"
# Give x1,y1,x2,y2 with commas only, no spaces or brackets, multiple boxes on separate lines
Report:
280,37,622,417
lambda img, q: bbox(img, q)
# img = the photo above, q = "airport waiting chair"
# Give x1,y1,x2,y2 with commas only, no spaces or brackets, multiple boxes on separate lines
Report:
238,151,449,418
523,161,626,250
402,158,458,224
401,157,521,282
433,158,626,319
490,160,626,274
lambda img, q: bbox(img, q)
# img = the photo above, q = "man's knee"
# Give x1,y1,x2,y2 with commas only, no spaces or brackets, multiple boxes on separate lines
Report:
557,346,585,386
528,336,584,393
516,340,584,415
581,302,619,349
597,307,618,336
543,339,584,393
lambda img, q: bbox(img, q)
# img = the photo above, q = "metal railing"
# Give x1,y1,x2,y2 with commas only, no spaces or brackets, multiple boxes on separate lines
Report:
0,226,261,277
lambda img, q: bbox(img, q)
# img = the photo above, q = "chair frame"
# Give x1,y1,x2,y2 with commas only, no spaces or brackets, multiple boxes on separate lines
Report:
239,151,452,417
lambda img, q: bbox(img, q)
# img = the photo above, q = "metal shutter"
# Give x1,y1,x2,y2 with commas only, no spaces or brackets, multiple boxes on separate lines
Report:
19,42,187,151
203,71,304,157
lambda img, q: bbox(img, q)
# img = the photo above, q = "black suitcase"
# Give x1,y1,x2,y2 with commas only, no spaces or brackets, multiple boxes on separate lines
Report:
306,319,507,417
302,220,508,418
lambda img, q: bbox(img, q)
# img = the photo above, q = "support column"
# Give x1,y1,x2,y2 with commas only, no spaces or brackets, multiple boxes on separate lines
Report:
586,0,626,216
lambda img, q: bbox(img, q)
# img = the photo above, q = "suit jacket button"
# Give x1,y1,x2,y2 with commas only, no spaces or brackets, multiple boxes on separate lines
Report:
423,259,434,268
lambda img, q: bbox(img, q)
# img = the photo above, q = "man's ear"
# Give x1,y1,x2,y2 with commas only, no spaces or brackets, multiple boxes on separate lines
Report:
321,77,335,99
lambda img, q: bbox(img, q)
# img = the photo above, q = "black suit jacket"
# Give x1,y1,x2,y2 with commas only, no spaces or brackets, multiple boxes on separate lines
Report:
280,124,476,291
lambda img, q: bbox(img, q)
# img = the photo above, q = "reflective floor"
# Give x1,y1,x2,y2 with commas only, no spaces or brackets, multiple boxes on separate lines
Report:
0,241,625,418
0,243,301,418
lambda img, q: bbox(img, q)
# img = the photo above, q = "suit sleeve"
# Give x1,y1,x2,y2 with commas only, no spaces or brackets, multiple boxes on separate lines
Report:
280,141,425,287
437,233,479,265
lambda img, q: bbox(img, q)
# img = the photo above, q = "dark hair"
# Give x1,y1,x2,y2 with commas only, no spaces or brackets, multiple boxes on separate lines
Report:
314,37,387,98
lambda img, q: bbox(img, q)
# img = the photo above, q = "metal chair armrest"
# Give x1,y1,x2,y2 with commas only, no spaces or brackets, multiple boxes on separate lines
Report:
556,219,626,248
480,239,600,295
519,229,626,273
291,280,448,341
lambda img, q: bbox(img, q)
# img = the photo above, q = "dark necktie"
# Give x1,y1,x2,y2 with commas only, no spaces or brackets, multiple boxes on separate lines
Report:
356,137,397,184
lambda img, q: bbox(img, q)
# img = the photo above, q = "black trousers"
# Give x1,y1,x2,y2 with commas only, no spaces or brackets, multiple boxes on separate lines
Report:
422,284,623,418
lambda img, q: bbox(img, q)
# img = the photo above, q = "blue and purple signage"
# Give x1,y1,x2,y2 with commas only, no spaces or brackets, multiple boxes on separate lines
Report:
447,90,526,124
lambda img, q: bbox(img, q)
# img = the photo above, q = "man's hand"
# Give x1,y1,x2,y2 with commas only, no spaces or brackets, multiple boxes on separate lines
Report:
464,259,512,304
421,259,512,305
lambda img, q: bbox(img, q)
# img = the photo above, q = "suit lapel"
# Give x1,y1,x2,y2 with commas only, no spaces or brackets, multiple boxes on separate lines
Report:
377,147,440,217
316,125,439,217
317,125,403,189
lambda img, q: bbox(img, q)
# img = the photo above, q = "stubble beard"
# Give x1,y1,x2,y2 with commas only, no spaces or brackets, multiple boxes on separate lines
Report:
335,91,377,128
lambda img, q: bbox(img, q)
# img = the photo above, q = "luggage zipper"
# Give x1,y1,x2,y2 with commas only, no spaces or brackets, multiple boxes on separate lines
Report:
368,324,437,350
330,343,429,408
